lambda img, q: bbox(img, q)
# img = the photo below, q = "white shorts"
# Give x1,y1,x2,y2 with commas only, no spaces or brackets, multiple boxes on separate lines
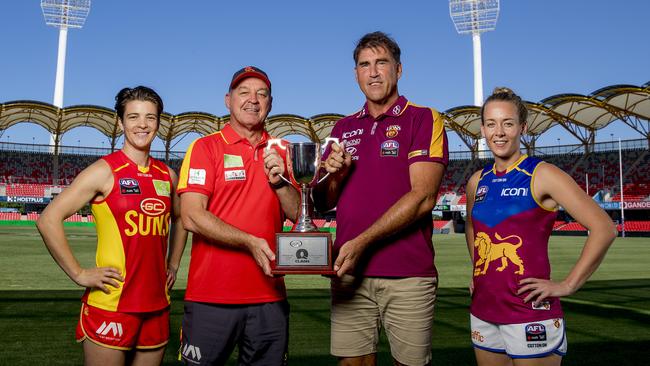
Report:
470,314,567,359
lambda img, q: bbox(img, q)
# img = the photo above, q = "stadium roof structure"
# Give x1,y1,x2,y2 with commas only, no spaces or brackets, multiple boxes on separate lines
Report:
1,83,648,158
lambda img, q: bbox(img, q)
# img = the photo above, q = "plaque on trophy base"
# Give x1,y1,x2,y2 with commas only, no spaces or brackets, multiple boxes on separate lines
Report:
272,232,335,275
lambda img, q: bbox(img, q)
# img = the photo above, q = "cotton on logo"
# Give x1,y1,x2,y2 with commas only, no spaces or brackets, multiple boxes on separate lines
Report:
96,321,123,337
501,187,528,197
183,344,202,361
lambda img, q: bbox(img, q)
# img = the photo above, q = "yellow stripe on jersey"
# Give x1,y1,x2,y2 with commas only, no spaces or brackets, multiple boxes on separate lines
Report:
152,164,169,175
428,109,445,158
113,163,130,173
178,132,222,190
178,139,198,191
88,201,126,312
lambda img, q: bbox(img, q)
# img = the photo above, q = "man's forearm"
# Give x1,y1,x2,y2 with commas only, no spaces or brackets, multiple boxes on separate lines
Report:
351,189,436,249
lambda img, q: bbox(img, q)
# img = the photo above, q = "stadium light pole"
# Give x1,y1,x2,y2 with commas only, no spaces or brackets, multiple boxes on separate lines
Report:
449,0,499,156
41,0,91,146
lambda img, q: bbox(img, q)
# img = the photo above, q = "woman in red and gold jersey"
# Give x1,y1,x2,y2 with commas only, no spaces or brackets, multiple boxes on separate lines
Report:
37,86,187,366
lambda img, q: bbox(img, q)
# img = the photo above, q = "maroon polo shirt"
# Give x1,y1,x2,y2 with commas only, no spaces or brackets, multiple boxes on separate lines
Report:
327,96,448,277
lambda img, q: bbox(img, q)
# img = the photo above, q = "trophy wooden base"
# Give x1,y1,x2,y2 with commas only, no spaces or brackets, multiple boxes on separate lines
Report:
271,232,335,275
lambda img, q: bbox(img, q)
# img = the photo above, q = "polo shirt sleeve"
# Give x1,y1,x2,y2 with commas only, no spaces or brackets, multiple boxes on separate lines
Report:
177,137,217,197
408,108,449,166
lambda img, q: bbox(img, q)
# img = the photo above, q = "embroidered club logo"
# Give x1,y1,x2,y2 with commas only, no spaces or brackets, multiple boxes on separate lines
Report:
386,124,401,138
392,105,401,115
380,140,399,157
119,178,140,195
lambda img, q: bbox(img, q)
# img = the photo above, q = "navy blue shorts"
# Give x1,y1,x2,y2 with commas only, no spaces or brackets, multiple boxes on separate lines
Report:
180,300,289,366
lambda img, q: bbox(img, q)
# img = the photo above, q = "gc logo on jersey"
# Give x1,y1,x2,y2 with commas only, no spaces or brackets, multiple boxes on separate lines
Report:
124,198,170,237
380,140,399,157
119,178,141,195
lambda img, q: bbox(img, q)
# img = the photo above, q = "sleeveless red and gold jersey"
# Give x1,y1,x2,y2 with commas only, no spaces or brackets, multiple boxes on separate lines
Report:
82,150,173,313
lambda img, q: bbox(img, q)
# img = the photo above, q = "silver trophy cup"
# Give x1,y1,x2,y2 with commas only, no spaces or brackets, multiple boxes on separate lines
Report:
267,138,338,232
266,137,338,274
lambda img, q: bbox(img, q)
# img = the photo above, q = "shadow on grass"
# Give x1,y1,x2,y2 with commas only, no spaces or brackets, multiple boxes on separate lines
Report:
1,281,649,365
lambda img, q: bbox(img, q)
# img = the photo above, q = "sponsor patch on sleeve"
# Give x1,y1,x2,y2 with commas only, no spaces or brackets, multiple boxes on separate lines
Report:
188,169,206,185
223,154,244,168
408,149,429,159
152,180,171,197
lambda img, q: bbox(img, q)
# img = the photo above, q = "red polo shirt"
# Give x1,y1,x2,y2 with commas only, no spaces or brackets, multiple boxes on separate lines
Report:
177,124,287,304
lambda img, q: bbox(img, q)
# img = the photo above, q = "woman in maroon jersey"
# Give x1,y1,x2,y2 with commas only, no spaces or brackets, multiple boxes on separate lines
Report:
465,87,616,366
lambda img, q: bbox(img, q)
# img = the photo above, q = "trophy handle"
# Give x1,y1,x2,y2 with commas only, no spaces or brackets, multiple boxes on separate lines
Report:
266,139,292,185
317,137,343,184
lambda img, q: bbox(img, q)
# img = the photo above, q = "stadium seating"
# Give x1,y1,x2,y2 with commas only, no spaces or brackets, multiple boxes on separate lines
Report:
0,212,21,221
5,183,47,197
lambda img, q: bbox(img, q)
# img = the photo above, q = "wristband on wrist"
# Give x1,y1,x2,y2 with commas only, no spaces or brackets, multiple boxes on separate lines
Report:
269,178,288,189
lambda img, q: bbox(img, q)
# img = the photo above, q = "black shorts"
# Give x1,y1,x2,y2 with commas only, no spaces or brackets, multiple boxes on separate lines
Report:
180,300,289,366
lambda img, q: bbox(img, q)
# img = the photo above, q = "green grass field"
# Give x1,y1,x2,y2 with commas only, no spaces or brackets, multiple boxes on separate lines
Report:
0,225,648,365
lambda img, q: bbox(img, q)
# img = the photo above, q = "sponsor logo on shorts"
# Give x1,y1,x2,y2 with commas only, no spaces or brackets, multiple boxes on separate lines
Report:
188,168,206,185
182,344,202,363
475,185,488,202
96,321,123,339
225,169,246,181
380,140,399,157
119,178,141,195
525,323,547,342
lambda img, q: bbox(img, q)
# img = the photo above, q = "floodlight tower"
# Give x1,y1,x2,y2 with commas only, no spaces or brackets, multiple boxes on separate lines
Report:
41,0,91,146
449,0,499,154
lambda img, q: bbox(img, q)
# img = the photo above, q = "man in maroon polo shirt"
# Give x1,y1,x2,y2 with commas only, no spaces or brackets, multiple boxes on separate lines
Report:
315,31,448,366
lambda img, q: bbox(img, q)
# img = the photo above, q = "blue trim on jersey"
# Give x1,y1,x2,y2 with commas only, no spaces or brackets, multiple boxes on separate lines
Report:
472,156,545,228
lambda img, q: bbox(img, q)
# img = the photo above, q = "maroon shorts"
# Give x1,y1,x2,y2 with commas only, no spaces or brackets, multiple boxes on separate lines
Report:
76,303,169,350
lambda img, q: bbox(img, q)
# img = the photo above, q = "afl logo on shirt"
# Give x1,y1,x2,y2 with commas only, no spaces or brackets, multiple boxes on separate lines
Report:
119,178,140,195
475,185,488,202
380,140,399,157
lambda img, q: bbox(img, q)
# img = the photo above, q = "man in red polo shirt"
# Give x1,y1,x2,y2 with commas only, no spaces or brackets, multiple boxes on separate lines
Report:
315,32,448,366
177,66,299,365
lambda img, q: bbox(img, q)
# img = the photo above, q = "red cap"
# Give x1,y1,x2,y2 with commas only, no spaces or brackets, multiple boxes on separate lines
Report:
229,66,271,91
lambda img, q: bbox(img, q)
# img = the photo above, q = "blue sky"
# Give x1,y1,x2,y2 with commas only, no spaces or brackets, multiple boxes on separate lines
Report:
1,0,648,152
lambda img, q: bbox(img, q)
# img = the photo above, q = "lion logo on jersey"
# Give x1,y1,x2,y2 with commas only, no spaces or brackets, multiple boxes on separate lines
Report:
474,232,524,276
